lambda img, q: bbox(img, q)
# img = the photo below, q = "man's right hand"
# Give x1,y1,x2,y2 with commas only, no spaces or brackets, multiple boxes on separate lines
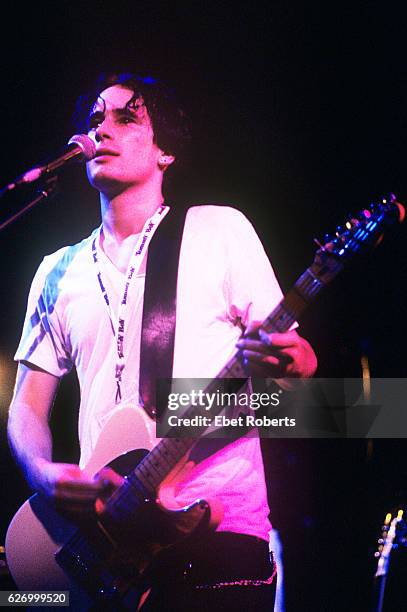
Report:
33,459,124,516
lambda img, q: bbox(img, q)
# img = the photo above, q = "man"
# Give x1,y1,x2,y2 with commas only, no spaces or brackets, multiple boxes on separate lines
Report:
8,74,317,610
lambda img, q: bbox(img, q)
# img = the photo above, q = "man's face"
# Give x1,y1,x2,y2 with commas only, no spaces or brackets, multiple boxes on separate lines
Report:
86,85,162,194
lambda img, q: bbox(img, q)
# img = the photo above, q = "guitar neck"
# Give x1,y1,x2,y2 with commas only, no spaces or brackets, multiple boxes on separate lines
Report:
261,267,332,333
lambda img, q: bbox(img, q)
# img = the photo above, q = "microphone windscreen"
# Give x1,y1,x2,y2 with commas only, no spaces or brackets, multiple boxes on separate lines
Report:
67,134,96,161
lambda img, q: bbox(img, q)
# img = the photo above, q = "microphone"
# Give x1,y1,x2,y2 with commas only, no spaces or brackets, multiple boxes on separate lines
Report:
4,134,96,193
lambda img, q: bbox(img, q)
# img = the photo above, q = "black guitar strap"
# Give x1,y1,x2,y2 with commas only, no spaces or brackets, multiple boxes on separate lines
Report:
139,204,189,419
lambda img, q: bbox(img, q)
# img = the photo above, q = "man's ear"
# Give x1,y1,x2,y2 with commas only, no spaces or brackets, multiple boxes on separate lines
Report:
158,153,176,170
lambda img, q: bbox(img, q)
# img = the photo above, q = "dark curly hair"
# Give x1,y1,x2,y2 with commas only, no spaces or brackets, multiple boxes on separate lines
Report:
73,72,191,162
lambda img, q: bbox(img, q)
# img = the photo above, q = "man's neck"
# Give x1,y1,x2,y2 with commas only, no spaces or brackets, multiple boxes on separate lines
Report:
100,183,165,242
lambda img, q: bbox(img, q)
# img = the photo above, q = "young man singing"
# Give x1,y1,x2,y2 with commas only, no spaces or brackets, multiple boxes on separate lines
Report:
8,74,316,610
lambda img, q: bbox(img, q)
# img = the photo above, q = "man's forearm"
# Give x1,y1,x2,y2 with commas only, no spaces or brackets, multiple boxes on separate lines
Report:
8,403,53,491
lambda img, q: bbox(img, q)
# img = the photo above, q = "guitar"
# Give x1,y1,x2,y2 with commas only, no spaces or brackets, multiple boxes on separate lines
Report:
374,509,407,612
6,196,404,610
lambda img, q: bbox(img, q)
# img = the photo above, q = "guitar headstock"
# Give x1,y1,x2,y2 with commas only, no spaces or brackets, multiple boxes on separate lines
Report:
311,194,405,284
374,509,407,578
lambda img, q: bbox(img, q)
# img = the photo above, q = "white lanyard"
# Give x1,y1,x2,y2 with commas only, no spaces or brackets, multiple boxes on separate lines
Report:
91,204,170,403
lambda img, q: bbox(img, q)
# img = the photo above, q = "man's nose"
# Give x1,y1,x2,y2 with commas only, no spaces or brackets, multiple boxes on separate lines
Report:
94,118,113,142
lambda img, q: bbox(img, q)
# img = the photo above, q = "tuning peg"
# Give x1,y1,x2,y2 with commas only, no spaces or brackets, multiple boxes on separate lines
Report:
313,238,326,251
380,195,397,205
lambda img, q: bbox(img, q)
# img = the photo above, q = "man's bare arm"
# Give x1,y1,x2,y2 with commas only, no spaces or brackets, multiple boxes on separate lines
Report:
8,362,59,491
8,362,122,514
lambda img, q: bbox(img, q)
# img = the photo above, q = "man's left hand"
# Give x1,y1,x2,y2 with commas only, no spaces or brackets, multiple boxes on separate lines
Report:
236,322,317,379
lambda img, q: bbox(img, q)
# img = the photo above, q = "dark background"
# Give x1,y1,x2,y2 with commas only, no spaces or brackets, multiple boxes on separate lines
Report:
0,3,406,610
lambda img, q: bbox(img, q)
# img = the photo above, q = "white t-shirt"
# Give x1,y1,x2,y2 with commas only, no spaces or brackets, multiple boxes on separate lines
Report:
15,205,285,541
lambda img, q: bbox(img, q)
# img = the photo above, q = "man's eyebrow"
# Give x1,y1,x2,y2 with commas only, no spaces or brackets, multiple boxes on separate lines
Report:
113,106,138,116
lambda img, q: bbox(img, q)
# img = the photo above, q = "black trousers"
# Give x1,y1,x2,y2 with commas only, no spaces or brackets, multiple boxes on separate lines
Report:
140,532,276,612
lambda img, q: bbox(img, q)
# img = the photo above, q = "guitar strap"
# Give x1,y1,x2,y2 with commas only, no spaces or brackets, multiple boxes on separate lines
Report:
139,204,189,419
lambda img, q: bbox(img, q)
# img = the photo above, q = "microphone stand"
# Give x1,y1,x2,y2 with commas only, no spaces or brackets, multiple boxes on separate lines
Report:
0,176,59,233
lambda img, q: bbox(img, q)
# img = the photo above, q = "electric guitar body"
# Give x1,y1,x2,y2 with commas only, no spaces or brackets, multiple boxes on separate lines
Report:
6,406,222,610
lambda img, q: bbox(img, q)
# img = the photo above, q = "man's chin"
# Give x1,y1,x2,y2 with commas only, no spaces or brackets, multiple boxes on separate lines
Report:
88,173,128,196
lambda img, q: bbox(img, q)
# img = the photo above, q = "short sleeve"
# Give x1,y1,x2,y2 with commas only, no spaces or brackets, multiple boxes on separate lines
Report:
14,257,73,377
